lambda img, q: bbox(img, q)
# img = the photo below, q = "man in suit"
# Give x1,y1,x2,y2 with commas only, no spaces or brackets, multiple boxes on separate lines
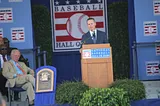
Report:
0,44,20,101
0,44,8,98
0,44,8,69
81,18,108,46
2,49,35,106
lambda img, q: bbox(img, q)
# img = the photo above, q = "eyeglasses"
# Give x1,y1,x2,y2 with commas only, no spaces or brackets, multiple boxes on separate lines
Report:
4,41,9,43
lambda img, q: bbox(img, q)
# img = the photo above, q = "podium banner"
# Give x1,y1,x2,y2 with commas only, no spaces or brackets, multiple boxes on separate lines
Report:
82,48,111,59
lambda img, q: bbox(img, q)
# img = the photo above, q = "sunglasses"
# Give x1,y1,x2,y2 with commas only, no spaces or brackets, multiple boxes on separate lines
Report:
0,48,7,50
4,41,9,43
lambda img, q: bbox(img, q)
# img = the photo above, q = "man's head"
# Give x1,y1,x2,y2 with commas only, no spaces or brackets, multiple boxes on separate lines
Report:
0,37,4,46
3,37,10,48
11,49,20,62
0,44,7,56
87,18,96,31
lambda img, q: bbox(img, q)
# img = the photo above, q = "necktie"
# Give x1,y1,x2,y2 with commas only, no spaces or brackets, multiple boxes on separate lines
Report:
16,63,26,74
2,55,6,62
92,31,96,43
92,31,95,38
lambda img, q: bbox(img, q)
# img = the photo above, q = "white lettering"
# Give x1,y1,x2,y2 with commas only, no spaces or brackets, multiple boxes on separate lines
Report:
55,41,81,49
55,4,103,12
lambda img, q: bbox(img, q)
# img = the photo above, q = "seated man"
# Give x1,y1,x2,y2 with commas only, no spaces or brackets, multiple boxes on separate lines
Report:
2,49,35,106
0,44,9,67
0,44,8,98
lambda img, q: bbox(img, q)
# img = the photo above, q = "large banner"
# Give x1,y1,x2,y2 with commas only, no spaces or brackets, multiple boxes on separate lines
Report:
51,0,108,52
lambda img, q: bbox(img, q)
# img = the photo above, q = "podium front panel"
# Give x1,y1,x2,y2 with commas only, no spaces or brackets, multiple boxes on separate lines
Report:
81,44,113,88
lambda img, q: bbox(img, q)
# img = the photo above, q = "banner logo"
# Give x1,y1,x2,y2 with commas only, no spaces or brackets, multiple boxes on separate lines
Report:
11,27,25,42
155,43,160,56
144,21,158,36
82,49,91,58
0,8,13,23
153,0,160,15
146,61,160,76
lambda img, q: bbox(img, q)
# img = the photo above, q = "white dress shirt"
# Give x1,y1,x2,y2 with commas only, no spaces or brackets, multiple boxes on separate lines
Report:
89,29,97,38
0,54,8,68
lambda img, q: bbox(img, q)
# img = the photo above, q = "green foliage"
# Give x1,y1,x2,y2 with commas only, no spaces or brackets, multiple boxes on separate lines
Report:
31,5,52,65
109,79,146,101
79,88,130,106
56,81,89,105
108,2,130,79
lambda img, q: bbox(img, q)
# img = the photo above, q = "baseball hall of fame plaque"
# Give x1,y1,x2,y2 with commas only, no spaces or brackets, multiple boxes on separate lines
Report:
36,68,54,93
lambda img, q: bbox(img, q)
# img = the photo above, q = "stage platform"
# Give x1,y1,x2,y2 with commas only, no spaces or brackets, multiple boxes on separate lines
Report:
3,99,160,106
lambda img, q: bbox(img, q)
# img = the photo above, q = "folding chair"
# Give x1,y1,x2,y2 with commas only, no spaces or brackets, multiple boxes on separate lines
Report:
8,83,28,106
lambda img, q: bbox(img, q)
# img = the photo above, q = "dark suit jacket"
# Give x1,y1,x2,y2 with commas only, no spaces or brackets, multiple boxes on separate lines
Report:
81,30,108,46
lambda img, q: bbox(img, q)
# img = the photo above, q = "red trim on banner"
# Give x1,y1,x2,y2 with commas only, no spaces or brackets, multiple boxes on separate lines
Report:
56,24,66,30
55,10,103,18
56,36,81,41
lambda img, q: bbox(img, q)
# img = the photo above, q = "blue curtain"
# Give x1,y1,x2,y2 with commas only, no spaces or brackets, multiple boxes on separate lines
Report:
52,52,81,83
128,0,136,78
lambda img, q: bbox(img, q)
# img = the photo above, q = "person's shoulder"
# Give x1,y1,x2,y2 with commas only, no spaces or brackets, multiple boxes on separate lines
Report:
5,60,12,63
97,30,106,34
18,61,25,64
97,30,107,37
3,60,11,65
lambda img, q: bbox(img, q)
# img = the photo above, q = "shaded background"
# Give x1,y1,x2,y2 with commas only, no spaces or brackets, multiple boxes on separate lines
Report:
31,0,128,8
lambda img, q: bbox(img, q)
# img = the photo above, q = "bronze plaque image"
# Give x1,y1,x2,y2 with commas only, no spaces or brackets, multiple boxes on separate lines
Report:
36,68,54,93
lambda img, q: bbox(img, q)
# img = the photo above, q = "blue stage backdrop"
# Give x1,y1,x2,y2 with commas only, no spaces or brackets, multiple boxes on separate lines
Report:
134,0,160,80
0,0,35,69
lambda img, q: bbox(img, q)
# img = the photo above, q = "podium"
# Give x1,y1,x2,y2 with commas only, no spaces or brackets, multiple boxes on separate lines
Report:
81,44,113,88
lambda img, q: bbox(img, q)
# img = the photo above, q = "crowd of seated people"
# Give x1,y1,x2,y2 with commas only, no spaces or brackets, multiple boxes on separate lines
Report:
0,37,35,106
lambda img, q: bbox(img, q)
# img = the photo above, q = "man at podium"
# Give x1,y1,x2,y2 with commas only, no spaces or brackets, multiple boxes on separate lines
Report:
80,18,113,88
81,18,108,45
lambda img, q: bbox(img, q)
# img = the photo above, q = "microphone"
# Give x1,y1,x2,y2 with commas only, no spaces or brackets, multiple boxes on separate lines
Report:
80,35,92,49
81,35,92,45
